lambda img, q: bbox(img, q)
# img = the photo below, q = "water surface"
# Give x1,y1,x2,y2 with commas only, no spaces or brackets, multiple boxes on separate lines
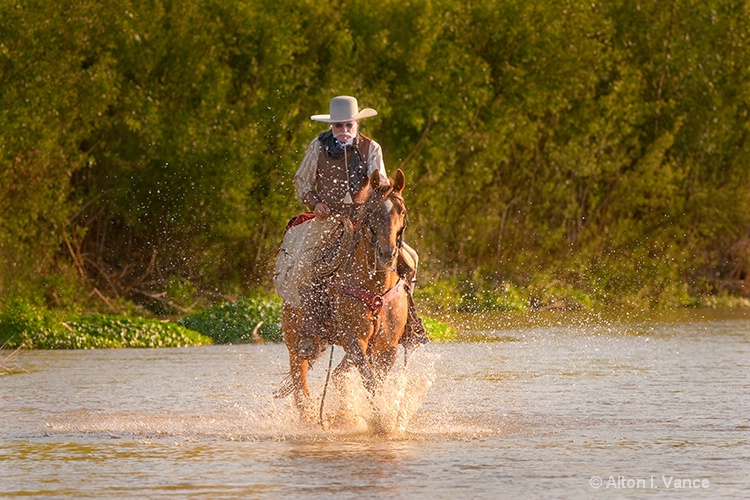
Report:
1,309,748,498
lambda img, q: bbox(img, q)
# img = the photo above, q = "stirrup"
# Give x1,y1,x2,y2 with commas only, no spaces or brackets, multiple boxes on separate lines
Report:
401,316,429,349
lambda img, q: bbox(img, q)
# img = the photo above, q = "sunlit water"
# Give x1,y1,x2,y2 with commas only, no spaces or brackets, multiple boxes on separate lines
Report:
1,309,748,498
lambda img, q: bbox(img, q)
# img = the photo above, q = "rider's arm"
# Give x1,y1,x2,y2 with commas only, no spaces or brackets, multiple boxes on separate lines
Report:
367,140,389,183
294,139,322,210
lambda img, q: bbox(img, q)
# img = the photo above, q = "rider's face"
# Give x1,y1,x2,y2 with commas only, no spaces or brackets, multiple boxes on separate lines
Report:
332,120,358,143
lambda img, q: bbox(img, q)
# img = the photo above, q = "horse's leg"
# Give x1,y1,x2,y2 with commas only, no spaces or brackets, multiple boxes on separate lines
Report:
332,352,355,383
344,337,377,393
281,303,315,420
369,345,399,385
368,300,407,382
331,349,376,391
289,354,310,407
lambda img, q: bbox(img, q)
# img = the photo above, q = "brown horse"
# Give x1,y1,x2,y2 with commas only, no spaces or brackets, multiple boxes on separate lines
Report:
277,169,410,415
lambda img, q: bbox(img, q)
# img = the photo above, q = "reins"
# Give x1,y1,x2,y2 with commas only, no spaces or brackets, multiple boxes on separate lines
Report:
318,344,335,430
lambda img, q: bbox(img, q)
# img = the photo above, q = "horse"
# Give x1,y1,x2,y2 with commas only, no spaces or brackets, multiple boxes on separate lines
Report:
276,169,411,417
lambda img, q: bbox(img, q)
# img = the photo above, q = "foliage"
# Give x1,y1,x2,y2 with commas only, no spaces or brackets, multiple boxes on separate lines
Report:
178,293,456,345
423,316,458,343
180,295,283,344
456,281,531,313
414,279,465,314
0,298,211,349
419,276,594,314
1,0,749,313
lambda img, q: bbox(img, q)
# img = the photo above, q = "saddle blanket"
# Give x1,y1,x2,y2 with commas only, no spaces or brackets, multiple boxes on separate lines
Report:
274,214,342,308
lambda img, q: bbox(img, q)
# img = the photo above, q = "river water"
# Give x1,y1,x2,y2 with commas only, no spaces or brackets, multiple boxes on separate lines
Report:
1,308,748,498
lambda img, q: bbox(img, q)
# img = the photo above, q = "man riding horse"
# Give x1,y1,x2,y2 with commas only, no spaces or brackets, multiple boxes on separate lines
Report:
275,96,428,359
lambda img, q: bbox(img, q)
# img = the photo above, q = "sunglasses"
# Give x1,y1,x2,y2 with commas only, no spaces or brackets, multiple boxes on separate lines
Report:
333,122,355,130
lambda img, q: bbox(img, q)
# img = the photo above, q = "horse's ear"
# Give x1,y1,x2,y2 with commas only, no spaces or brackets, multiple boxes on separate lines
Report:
393,168,406,194
369,170,381,190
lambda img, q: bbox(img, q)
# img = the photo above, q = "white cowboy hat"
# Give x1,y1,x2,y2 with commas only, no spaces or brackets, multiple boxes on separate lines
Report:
310,95,378,123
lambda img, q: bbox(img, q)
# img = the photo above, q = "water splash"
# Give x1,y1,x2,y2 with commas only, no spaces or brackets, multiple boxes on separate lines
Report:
314,350,437,435
47,348,439,443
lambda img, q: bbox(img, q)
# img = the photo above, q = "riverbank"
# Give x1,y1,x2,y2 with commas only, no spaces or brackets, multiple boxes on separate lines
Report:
1,291,748,352
0,298,212,350
0,294,459,351
439,305,750,342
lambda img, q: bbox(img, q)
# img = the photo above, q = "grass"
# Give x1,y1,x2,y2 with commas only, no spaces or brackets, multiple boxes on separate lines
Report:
179,294,458,345
423,316,458,342
1,340,27,375
179,295,283,344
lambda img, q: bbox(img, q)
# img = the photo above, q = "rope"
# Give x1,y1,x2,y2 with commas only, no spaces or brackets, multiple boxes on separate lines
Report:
318,345,335,430
312,216,355,279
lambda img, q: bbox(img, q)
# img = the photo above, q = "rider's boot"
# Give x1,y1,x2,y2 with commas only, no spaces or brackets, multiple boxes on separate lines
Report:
400,281,430,349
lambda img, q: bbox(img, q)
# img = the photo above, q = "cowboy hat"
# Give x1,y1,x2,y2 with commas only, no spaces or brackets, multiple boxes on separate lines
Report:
310,95,377,123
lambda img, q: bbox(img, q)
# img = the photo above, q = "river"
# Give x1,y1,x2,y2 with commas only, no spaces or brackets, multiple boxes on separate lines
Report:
1,308,748,498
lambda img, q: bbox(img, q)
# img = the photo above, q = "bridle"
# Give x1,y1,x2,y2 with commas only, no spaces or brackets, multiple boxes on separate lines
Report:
361,191,407,275
334,188,408,324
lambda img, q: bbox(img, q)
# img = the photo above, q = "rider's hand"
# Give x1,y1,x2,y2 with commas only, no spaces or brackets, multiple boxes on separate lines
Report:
313,202,330,219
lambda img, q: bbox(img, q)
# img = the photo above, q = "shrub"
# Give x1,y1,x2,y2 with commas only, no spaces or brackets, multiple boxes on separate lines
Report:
180,295,283,344
423,316,458,343
0,298,211,349
457,281,529,313
415,279,464,313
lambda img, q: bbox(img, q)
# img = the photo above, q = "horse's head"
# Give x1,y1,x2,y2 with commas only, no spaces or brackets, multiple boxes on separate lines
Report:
363,169,408,269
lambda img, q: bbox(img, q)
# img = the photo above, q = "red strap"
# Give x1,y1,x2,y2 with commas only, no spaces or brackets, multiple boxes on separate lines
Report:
339,279,405,317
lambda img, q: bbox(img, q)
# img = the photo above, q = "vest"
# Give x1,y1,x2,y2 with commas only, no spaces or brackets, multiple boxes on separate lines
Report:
316,134,373,214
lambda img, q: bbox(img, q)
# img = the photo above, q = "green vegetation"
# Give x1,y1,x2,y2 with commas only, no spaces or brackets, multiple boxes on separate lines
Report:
2,0,749,345
0,296,455,347
177,294,457,344
422,317,458,343
180,295,283,344
0,299,211,349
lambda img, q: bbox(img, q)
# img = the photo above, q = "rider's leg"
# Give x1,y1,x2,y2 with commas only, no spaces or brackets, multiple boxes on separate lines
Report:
398,243,429,348
297,280,328,359
294,218,336,359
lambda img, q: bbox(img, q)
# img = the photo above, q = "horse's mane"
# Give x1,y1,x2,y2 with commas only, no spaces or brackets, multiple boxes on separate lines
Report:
371,183,393,199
